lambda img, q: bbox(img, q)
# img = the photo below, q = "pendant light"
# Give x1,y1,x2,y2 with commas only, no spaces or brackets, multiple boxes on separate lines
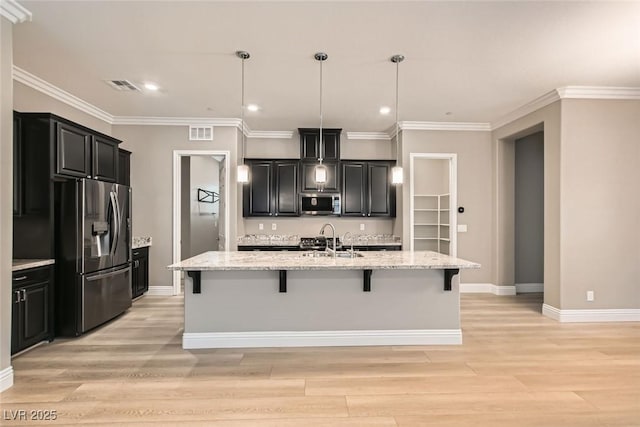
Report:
391,54,405,185
314,52,328,185
236,50,250,183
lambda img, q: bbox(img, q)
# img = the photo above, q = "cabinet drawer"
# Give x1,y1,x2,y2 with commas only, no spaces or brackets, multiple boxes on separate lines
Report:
132,246,149,259
12,266,53,287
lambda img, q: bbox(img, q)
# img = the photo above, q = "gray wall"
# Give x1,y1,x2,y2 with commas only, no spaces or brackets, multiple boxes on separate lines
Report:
515,131,544,284
1,16,14,386
559,99,640,310
400,130,494,284
189,156,220,255
112,125,239,289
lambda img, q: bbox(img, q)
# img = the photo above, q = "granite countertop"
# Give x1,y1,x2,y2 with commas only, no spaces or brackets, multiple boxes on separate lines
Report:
132,236,152,249
237,234,402,247
168,250,479,271
12,259,55,272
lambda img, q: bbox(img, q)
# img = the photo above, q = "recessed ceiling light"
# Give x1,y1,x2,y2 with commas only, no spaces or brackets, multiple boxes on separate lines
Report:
247,104,259,112
379,106,391,115
144,82,159,91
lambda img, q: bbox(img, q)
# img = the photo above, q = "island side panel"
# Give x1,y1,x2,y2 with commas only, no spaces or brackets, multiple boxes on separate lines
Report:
183,269,460,347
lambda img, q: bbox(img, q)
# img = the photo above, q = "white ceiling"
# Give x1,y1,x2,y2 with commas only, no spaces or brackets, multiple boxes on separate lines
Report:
12,1,640,132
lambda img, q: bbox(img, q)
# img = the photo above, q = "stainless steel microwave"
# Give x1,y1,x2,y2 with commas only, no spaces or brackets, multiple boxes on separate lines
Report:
299,193,341,215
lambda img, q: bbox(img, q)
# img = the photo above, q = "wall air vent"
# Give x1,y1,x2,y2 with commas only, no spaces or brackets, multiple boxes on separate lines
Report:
104,80,140,91
189,126,214,141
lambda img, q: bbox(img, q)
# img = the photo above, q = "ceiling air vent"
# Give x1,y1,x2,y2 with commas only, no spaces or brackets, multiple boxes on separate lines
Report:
189,126,213,141
104,80,140,91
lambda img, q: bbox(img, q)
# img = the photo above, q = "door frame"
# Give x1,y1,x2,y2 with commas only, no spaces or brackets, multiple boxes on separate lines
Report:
172,150,230,295
409,153,458,257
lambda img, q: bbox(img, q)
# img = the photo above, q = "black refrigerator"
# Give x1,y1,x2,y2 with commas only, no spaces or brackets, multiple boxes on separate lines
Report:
57,179,132,336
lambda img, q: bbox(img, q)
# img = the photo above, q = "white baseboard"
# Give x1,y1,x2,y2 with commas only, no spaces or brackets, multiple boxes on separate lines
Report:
0,366,14,392
460,283,516,296
183,329,462,349
516,283,544,293
146,286,175,296
543,304,640,322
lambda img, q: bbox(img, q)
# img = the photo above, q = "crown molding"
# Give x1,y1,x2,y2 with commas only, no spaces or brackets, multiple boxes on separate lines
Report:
490,89,560,131
1,0,31,24
246,130,294,139
400,121,492,132
112,116,241,127
13,66,115,124
346,132,391,141
557,86,640,100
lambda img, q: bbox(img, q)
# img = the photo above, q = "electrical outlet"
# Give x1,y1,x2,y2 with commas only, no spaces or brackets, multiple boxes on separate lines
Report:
360,223,365,231
258,223,264,231
271,223,277,231
586,291,594,302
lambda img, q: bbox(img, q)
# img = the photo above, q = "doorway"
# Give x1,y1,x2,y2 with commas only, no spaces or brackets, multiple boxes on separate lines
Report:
172,150,230,295
409,153,458,256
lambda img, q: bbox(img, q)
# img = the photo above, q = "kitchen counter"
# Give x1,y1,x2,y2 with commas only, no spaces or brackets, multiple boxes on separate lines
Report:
132,236,152,249
12,259,55,272
170,251,479,349
169,250,477,271
236,234,402,248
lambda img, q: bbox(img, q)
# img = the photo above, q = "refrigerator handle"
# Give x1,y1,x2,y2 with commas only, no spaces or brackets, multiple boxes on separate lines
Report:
114,191,123,252
109,192,119,257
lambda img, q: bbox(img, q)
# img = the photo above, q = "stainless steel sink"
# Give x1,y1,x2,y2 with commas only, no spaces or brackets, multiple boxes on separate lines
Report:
300,251,331,258
336,251,364,258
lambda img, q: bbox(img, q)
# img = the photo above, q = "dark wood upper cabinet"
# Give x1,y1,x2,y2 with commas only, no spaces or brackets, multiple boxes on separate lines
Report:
56,121,92,178
299,128,341,162
117,149,131,186
13,112,22,216
92,135,119,182
243,160,299,217
342,160,395,217
301,162,339,192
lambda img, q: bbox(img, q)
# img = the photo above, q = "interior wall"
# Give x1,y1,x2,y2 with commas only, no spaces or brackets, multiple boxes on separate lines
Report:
560,99,640,310
493,102,561,308
13,82,112,135
400,130,494,284
515,131,544,284
112,125,239,289
189,156,220,255
0,16,14,388
180,156,191,260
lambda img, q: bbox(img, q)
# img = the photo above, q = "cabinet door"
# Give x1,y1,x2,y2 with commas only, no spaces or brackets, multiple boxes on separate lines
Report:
21,282,50,349
56,121,92,178
301,162,339,192
368,162,395,217
118,149,131,186
92,136,119,182
138,251,149,294
341,162,367,216
131,259,140,298
11,289,20,354
274,161,299,216
243,161,273,216
300,130,319,161
13,113,22,216
321,130,340,161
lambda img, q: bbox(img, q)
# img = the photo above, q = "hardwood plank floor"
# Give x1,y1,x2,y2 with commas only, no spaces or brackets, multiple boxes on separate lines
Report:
1,293,639,426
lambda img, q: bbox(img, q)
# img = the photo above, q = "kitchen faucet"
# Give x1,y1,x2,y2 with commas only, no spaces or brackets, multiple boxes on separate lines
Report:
319,223,337,258
342,231,355,254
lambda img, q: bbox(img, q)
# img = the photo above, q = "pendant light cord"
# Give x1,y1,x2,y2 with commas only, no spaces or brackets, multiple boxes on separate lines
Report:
319,57,323,165
395,59,399,166
241,55,246,163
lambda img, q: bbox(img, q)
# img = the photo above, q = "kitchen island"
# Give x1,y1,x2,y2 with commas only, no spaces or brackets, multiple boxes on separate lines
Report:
169,251,480,349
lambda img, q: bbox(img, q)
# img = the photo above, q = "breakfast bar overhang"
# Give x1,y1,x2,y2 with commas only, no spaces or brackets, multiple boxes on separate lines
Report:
169,251,480,349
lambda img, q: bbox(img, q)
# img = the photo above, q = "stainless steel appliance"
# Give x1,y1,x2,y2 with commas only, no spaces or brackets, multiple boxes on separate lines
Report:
57,179,132,336
299,193,341,215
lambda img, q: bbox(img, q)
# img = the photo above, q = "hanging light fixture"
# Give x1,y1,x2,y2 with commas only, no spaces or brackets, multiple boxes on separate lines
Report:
314,52,328,185
236,50,250,183
391,54,405,185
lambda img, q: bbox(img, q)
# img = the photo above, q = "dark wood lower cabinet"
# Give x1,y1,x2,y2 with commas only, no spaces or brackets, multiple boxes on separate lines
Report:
132,247,149,298
12,265,54,355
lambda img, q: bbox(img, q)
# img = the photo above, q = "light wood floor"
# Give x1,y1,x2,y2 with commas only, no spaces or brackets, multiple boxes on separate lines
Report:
2,293,639,426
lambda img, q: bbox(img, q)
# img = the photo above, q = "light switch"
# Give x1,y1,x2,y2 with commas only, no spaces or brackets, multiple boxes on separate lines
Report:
271,223,277,231
360,223,365,231
259,223,264,230
457,224,468,233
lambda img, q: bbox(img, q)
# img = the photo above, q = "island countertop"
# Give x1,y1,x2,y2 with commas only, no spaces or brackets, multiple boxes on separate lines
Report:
168,250,480,271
